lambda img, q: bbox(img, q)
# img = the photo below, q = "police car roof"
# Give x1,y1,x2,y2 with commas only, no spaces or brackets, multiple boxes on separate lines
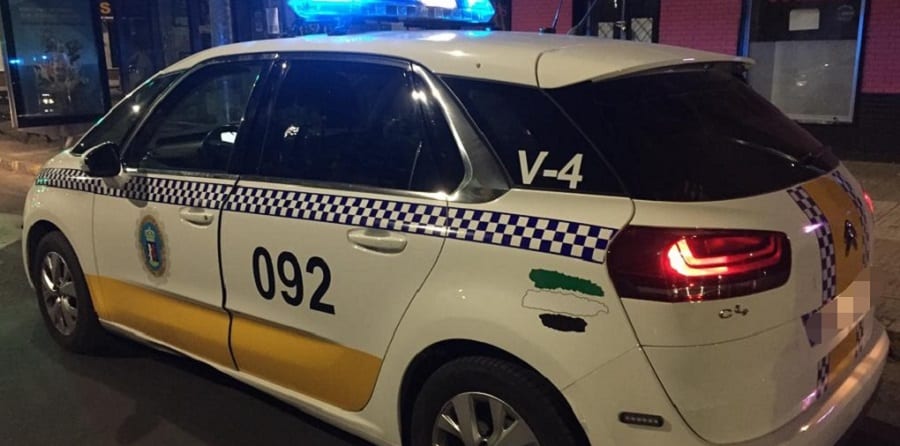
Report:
162,30,749,88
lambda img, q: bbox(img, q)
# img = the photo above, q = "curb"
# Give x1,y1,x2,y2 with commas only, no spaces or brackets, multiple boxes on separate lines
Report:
0,156,43,176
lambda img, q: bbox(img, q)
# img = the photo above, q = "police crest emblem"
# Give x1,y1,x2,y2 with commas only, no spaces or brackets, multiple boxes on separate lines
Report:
137,215,167,277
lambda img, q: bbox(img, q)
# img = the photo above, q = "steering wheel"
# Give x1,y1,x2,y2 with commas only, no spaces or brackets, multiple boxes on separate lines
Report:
198,124,240,169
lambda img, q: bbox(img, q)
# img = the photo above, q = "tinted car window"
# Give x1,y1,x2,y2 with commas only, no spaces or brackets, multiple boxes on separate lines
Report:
441,77,623,195
124,62,264,172
550,67,839,201
259,60,463,192
410,75,466,193
72,73,179,155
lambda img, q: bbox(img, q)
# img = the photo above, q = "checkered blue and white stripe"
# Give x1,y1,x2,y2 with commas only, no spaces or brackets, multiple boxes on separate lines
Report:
36,168,233,210
111,176,233,209
801,309,821,347
446,208,615,263
35,168,103,194
831,171,871,267
36,168,618,263
854,323,865,359
816,356,830,399
224,186,448,237
787,186,837,304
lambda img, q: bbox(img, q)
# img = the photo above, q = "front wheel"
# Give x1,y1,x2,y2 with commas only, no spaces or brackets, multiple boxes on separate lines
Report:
410,356,586,446
32,231,108,353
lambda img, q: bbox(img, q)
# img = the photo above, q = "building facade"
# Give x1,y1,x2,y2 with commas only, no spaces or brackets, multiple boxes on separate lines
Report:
514,0,900,160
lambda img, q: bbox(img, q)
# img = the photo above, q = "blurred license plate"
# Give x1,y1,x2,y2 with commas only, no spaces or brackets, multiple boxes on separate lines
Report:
827,323,861,384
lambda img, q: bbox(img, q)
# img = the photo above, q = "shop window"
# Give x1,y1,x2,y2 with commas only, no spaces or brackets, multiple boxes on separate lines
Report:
582,0,659,42
743,0,867,124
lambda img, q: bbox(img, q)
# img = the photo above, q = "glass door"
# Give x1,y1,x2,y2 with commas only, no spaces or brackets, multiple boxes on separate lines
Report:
114,0,194,93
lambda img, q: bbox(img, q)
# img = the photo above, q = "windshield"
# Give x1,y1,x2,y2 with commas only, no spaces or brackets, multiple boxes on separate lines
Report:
549,67,838,201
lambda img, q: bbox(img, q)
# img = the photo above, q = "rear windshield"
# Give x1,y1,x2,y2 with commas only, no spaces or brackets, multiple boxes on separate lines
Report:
549,67,838,201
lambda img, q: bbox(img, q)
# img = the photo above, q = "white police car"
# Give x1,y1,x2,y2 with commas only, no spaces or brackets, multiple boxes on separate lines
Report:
23,31,887,446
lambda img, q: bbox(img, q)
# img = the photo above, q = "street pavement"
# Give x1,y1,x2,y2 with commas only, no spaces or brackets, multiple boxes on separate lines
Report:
0,223,367,445
0,157,899,444
849,160,900,355
0,170,31,214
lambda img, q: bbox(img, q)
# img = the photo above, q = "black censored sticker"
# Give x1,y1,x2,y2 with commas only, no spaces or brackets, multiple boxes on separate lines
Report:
539,314,587,333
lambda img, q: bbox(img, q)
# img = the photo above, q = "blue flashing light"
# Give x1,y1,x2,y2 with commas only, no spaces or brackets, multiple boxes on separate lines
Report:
8,58,23,65
287,0,494,24
420,0,455,8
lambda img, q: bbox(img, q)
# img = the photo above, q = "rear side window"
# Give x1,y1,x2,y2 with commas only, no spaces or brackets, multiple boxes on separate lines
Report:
73,73,179,155
258,59,464,193
442,77,623,195
550,68,839,201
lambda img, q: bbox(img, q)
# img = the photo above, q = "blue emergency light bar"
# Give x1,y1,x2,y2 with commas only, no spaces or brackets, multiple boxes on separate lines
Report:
287,0,495,24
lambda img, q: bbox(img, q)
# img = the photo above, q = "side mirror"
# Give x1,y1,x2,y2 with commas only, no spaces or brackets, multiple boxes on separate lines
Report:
82,141,122,177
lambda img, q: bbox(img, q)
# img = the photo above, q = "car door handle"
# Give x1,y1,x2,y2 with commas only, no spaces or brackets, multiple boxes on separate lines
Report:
347,228,408,253
179,207,215,226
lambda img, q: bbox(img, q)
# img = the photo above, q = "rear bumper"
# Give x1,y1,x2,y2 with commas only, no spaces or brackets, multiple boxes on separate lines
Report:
564,323,888,446
733,323,888,446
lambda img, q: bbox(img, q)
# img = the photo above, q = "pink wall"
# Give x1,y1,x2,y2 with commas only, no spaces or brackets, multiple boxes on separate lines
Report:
861,0,900,94
513,0,898,94
511,0,573,33
658,0,743,55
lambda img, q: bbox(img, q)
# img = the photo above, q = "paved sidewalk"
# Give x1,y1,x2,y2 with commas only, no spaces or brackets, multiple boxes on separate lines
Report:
845,161,900,357
0,128,63,176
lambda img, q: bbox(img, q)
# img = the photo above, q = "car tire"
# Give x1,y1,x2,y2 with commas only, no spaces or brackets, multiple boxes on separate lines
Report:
32,231,108,353
410,356,586,446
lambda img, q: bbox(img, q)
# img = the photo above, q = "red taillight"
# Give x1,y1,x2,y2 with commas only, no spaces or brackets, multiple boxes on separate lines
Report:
863,191,875,213
608,227,791,302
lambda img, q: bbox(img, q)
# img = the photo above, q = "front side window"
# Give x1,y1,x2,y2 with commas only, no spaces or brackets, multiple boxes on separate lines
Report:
73,73,180,155
124,61,264,173
258,59,463,193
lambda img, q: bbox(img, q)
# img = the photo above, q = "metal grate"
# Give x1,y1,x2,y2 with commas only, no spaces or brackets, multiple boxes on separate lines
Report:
597,22,615,39
631,17,653,42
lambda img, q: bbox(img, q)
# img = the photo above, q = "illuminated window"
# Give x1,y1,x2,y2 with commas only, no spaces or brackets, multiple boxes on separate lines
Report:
742,0,867,123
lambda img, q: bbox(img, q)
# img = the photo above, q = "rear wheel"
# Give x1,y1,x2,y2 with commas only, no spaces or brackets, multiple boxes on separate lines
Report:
410,356,585,446
33,231,107,353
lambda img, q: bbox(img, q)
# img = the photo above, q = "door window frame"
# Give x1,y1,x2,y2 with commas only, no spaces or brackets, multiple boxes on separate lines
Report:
239,52,508,203
118,54,277,179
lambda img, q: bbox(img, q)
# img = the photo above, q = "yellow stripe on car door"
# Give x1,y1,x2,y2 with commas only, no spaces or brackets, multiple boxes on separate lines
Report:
87,275,234,368
230,314,382,411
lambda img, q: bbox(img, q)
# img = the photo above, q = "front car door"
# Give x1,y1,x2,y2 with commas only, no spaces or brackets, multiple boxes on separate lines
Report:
91,59,267,368
220,56,467,410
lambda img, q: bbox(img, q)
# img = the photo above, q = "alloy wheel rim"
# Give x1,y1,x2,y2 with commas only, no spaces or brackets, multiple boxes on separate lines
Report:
40,252,78,336
432,391,539,446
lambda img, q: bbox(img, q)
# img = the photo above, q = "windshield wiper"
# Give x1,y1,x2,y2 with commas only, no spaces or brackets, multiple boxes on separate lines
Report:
728,138,828,173
796,148,827,167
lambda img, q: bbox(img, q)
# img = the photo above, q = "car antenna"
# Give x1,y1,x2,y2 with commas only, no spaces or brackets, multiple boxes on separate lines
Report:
540,0,564,33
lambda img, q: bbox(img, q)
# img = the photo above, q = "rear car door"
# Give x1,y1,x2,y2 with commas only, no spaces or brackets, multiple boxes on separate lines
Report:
91,60,267,368
219,56,466,410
